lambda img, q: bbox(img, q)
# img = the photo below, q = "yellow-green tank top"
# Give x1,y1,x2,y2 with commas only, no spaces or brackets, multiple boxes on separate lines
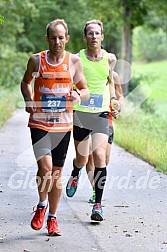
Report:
74,49,110,113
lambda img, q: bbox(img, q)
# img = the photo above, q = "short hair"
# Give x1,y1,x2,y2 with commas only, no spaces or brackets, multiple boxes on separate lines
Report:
83,19,103,35
46,19,68,37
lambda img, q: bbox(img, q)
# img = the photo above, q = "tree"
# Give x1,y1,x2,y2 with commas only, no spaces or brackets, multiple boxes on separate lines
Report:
0,0,38,87
22,0,92,53
118,0,167,94
119,0,148,94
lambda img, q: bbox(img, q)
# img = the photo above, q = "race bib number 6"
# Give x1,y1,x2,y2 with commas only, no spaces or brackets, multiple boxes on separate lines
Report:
80,94,103,110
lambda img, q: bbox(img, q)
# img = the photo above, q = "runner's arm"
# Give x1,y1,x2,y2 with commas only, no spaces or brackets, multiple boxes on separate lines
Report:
114,71,124,109
108,53,119,109
21,55,38,113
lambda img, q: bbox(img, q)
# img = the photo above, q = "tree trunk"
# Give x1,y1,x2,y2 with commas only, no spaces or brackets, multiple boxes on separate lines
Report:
119,0,133,96
121,23,132,96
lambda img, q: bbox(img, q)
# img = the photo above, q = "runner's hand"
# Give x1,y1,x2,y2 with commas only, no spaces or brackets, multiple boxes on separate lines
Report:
25,100,36,114
69,90,81,104
110,99,120,111
110,108,119,119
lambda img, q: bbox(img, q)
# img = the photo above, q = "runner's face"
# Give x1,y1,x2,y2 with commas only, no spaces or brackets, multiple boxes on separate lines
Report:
84,24,103,50
46,24,70,54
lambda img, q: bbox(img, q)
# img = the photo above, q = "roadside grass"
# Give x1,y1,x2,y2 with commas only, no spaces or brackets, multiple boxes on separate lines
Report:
114,111,167,173
132,60,167,103
114,60,167,174
0,87,22,127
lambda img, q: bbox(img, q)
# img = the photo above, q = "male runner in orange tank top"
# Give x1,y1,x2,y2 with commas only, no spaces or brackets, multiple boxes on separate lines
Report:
21,19,89,236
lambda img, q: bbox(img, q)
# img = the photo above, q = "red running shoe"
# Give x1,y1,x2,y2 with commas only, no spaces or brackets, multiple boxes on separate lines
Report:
47,217,62,236
31,204,48,230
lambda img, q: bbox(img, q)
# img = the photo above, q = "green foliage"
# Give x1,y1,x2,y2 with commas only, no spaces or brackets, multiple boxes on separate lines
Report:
129,73,151,93
0,0,39,47
17,37,36,53
145,11,167,31
0,50,30,88
140,98,155,114
22,0,92,53
133,26,167,62
0,15,4,24
0,0,39,89
120,0,148,27
128,72,155,113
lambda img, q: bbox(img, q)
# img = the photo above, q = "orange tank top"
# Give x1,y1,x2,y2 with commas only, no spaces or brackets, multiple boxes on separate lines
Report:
28,50,73,132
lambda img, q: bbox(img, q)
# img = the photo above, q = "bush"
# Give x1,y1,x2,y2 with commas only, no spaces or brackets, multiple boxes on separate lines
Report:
133,27,167,62
128,73,155,113
0,49,30,88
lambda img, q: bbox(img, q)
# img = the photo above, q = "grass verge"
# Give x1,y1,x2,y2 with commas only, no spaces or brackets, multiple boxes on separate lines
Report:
114,110,167,174
0,87,23,127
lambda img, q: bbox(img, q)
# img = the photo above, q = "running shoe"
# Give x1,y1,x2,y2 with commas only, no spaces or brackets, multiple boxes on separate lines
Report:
88,188,96,204
47,217,62,236
31,204,48,230
91,203,104,221
66,170,82,197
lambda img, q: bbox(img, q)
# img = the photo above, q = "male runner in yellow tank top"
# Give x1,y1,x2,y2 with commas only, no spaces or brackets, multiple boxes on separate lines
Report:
66,20,121,221
87,71,124,203
21,19,89,236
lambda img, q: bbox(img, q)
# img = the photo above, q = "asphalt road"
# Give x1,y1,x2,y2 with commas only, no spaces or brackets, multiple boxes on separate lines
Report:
0,109,167,252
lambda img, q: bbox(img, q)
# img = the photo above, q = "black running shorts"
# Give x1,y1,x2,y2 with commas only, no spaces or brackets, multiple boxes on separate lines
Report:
30,128,71,167
73,111,110,142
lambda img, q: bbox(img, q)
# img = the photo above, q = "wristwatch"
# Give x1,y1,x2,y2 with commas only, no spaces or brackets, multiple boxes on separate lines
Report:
75,89,81,96
110,96,116,102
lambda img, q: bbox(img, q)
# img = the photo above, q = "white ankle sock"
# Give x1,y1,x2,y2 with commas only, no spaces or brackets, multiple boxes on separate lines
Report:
38,199,47,207
48,212,57,218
